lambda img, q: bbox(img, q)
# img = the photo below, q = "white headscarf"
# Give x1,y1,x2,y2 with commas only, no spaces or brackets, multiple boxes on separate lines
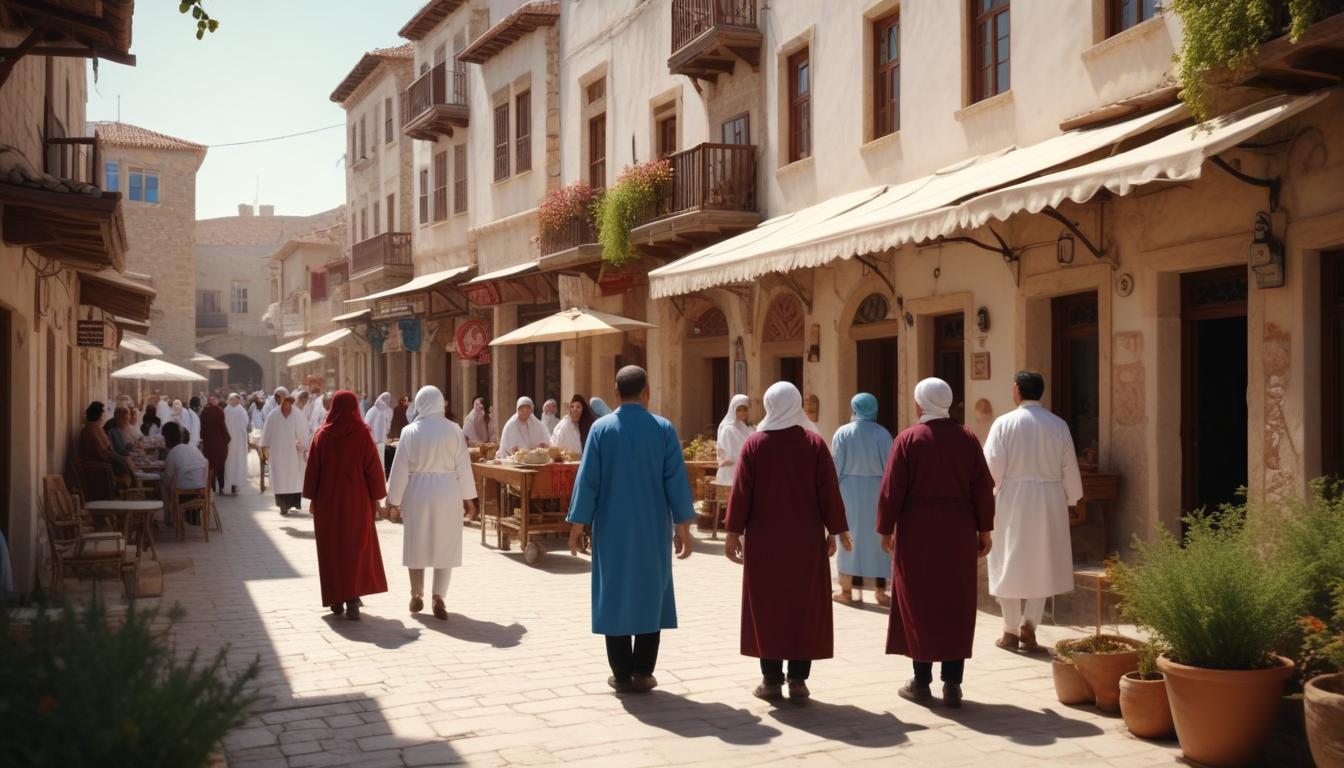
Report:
719,394,751,431
170,399,184,419
412,385,446,423
756,382,812,433
914,377,954,422
541,399,560,433
515,396,535,420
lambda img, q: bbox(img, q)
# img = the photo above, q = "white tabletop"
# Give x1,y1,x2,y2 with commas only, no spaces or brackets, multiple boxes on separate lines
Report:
84,500,164,511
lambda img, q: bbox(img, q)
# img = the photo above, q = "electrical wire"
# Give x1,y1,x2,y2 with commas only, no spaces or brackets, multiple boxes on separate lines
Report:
206,122,345,148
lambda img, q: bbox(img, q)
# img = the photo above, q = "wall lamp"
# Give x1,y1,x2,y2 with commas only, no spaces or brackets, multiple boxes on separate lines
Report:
1249,211,1285,289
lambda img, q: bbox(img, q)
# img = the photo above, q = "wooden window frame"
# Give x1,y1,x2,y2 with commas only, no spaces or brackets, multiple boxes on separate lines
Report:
1107,0,1158,37
372,200,380,236
359,114,367,159
433,151,449,222
386,192,395,233
873,11,900,138
721,113,750,145
493,101,510,182
230,282,248,314
588,113,606,189
418,168,429,224
515,90,532,173
657,113,677,159
970,0,1010,103
453,144,467,214
359,208,368,241
383,96,394,143
586,78,605,104
787,48,811,163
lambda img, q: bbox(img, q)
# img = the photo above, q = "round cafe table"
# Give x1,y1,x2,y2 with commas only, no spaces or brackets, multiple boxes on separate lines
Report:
84,500,162,564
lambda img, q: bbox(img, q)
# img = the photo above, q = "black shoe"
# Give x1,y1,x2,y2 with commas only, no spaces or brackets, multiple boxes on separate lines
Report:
898,679,933,704
630,674,658,693
942,682,963,708
345,601,361,621
330,603,344,616
607,676,634,694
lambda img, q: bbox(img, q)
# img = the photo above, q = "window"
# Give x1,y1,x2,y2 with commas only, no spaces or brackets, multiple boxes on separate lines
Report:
493,101,510,181
359,114,367,158
128,168,159,203
350,125,356,159
657,114,677,158
587,78,605,104
453,144,467,214
373,200,381,236
230,282,248,314
515,90,531,173
588,113,606,188
418,168,429,224
433,151,448,221
349,205,356,244
721,113,750,145
360,208,368,241
874,12,900,137
971,0,1010,102
787,48,811,162
103,162,118,191
386,193,395,233
198,289,222,314
310,271,328,302
1109,0,1158,35
384,96,394,142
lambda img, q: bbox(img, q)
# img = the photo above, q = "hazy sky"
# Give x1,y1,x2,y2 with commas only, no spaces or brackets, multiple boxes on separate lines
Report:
87,1,426,220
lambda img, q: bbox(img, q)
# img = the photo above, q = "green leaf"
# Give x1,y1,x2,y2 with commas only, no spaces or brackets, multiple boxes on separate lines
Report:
179,1,190,13
207,19,219,32
196,28,205,40
192,5,203,19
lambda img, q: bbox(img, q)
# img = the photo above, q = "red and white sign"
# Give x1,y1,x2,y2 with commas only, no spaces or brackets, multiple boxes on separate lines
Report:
454,319,490,359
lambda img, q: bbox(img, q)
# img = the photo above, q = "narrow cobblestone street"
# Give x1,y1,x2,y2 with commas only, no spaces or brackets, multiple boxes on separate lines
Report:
137,465,1184,767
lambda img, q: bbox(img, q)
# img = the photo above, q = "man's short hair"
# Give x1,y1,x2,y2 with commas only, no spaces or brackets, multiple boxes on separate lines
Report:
615,365,648,400
162,421,182,447
1015,370,1046,401
85,401,104,422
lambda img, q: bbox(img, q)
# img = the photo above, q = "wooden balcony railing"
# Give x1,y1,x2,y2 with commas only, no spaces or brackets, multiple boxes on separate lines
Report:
351,232,413,277
44,136,99,186
195,311,227,330
540,216,598,257
671,0,757,53
647,142,757,221
401,61,469,140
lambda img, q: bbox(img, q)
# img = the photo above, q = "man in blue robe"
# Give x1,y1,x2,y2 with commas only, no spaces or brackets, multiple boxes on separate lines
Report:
567,366,695,693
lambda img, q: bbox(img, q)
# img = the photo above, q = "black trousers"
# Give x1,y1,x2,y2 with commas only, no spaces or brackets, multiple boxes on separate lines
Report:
605,632,661,682
850,576,887,588
760,659,812,683
275,492,301,512
913,659,965,685
384,445,397,480
212,468,225,493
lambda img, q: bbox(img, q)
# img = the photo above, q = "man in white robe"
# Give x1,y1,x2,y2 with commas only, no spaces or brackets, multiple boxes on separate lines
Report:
499,397,550,456
262,387,285,424
365,392,393,469
308,390,327,436
983,370,1084,653
222,393,251,495
260,392,310,515
541,399,560,435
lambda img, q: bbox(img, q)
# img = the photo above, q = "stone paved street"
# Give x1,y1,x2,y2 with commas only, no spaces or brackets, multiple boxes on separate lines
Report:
144,469,1183,767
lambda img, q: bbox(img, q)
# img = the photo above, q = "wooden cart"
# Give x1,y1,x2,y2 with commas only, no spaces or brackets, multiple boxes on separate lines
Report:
473,461,581,565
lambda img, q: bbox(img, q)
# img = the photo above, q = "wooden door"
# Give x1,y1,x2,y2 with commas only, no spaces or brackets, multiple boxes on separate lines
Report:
857,336,899,436
1323,251,1344,479
710,356,730,434
0,308,9,541
1052,292,1100,462
933,313,966,424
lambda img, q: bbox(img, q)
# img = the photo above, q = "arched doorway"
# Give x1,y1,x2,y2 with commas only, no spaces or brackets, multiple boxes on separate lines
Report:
850,293,901,436
682,304,730,438
762,293,805,390
217,353,264,394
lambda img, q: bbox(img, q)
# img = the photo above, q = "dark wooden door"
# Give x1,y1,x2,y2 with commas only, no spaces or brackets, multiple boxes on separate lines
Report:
0,308,9,542
711,357,730,434
857,336,899,436
933,313,966,424
1052,292,1100,462
1182,268,1249,517
779,357,803,390
1324,251,1344,480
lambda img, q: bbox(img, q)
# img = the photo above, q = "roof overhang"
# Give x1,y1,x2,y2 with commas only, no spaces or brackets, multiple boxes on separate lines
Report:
112,315,150,335
398,0,467,40
330,44,413,103
78,269,155,321
1,183,127,271
346,265,473,303
0,0,136,78
458,1,559,64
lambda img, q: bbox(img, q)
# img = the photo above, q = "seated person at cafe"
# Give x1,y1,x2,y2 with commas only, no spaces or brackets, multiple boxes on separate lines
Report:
499,397,550,456
104,406,140,462
162,422,210,526
551,394,594,454
79,401,133,495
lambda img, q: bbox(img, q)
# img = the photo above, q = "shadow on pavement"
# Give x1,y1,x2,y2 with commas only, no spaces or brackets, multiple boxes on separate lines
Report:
938,702,1105,744
767,699,926,747
412,613,528,648
321,613,422,650
619,690,782,745
279,526,315,540
499,551,591,574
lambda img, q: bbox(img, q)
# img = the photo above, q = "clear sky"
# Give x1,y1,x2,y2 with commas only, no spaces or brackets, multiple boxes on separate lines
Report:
87,0,426,220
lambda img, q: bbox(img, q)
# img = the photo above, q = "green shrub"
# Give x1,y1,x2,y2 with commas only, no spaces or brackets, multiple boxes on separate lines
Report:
1111,509,1305,670
1259,477,1344,621
0,600,261,767
1298,585,1344,682
596,159,672,267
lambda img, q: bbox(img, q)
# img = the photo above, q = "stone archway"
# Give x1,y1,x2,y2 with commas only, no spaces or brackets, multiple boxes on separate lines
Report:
681,302,731,438
216,353,264,394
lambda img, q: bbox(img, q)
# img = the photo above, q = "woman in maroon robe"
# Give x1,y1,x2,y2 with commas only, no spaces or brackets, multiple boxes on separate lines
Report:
303,390,389,620
725,382,851,701
199,399,230,494
878,378,995,708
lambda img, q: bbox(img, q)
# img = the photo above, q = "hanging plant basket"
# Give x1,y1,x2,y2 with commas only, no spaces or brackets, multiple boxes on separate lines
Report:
596,158,672,268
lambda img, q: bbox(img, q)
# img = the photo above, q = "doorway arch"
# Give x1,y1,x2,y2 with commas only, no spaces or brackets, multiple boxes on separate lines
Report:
216,353,264,394
681,302,731,438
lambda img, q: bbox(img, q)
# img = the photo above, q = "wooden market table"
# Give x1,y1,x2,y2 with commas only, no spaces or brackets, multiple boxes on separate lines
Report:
473,461,581,565
1069,472,1122,555
84,500,162,567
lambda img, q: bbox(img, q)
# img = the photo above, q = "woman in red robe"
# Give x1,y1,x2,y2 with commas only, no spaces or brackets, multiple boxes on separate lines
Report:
725,382,851,701
303,390,388,620
878,377,995,708
199,398,230,495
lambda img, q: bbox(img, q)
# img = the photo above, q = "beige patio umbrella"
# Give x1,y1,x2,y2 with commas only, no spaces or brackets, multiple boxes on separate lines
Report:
110,359,208,383
490,307,655,346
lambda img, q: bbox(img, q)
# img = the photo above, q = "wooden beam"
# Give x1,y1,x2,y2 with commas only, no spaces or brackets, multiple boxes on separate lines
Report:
2,0,114,45
0,26,43,88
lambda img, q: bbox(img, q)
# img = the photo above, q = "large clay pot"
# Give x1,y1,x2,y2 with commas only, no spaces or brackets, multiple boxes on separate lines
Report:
1157,654,1294,767
1306,673,1344,768
1119,672,1174,739
1068,635,1140,713
1052,658,1093,705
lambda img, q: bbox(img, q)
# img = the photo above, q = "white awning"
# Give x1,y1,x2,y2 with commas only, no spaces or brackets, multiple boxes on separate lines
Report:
286,350,325,368
466,260,539,284
270,338,306,353
191,352,229,371
118,335,162,356
651,101,1188,297
345,266,472,304
306,328,353,348
331,308,371,323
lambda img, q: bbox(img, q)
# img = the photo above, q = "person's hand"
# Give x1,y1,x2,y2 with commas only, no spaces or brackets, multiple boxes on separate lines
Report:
387,505,402,523
839,532,854,552
827,535,837,557
674,523,693,560
881,533,894,554
725,533,744,564
568,523,585,556
463,498,477,519
977,530,993,558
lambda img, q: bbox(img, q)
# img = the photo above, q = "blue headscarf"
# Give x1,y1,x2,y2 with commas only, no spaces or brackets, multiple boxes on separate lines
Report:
589,397,612,417
851,393,878,422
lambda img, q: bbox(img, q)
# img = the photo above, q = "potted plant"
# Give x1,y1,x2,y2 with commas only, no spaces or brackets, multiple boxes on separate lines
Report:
1058,633,1142,713
595,158,672,267
1300,586,1344,767
1112,510,1305,767
1051,639,1094,706
537,181,600,254
1119,643,1174,739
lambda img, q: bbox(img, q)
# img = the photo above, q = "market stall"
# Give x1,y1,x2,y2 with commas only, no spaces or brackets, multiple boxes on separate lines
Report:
474,454,581,565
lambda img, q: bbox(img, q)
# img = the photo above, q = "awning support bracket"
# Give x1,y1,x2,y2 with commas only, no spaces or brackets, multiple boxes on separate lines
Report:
854,253,896,297
931,226,1020,286
1039,207,1116,269
776,272,813,313
1211,155,1280,211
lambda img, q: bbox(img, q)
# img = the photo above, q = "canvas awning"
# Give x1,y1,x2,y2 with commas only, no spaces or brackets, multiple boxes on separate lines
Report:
191,352,229,371
466,260,540,284
306,328,354,348
331,308,371,323
269,338,306,354
118,335,162,356
346,266,473,303
286,350,326,368
78,269,156,322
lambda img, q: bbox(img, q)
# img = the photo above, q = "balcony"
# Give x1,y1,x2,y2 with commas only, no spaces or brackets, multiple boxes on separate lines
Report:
196,311,227,332
627,142,759,258
44,135,99,187
401,61,469,141
351,232,413,281
668,0,762,82
1238,5,1344,91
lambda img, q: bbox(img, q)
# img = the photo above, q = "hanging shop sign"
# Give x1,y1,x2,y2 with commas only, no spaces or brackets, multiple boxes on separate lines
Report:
462,282,502,307
76,318,119,351
454,319,490,359
372,295,426,321
383,318,423,354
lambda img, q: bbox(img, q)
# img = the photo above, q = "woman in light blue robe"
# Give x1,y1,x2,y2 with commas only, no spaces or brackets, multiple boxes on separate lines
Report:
831,393,894,605
589,397,612,418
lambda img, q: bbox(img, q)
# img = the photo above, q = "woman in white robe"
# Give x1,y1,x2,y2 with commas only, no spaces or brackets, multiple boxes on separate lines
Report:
714,394,752,486
550,395,593,455
498,397,550,456
222,393,251,494
386,386,478,620
172,399,202,448
462,398,490,445
364,392,393,468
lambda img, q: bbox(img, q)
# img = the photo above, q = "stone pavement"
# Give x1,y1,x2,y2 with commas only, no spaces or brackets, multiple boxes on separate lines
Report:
139,466,1183,767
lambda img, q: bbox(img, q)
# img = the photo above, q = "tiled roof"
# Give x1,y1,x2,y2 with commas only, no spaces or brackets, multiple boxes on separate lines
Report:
459,2,559,64
399,0,468,41
329,42,416,104
93,122,207,153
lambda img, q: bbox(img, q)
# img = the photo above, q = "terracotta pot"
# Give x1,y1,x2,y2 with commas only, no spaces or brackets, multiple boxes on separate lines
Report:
1119,672,1174,739
1052,658,1093,705
1067,635,1140,713
1157,654,1294,767
1306,673,1344,768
